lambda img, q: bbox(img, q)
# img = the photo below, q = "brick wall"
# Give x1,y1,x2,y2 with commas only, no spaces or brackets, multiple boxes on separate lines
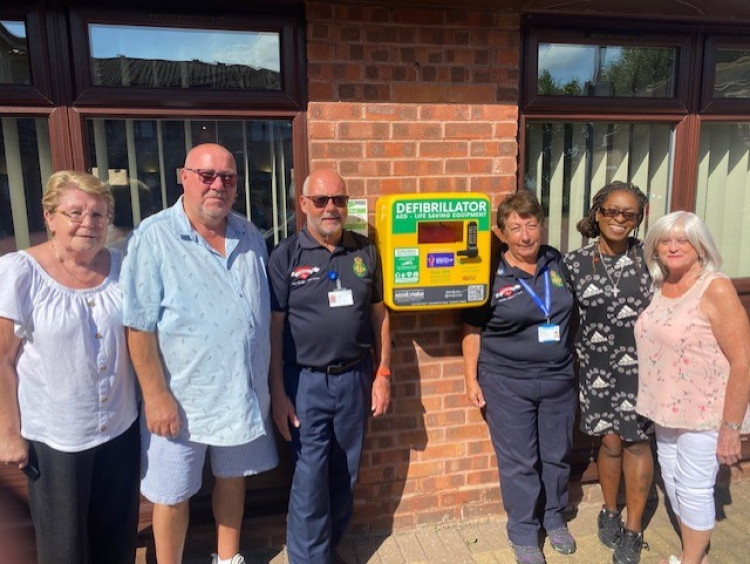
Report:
305,0,520,532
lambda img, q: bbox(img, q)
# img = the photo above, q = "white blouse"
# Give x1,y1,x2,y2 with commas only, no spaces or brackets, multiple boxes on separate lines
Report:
0,249,137,452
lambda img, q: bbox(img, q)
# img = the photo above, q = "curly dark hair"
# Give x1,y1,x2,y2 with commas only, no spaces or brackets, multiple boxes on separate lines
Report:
576,181,648,238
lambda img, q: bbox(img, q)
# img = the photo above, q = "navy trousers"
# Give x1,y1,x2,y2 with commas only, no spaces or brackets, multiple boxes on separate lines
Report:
284,358,371,564
479,370,576,546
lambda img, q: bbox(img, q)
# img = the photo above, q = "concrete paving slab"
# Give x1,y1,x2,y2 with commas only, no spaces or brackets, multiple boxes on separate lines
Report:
169,479,750,564
415,528,457,563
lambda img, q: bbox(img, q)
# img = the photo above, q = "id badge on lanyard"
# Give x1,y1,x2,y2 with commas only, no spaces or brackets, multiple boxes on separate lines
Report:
327,270,354,308
518,269,560,343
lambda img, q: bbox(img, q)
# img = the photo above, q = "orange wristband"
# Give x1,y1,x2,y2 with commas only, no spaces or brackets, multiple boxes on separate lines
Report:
376,368,391,379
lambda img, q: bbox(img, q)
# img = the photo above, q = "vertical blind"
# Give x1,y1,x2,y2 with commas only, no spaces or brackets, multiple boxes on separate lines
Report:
696,122,750,277
525,121,673,253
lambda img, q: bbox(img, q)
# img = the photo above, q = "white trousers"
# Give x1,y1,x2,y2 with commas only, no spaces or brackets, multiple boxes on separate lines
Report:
655,424,719,531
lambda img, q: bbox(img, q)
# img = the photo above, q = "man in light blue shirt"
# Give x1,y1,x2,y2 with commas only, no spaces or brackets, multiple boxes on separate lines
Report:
122,143,277,564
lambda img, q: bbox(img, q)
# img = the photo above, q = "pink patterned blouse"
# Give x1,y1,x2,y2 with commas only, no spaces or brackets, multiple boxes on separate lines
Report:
635,272,729,431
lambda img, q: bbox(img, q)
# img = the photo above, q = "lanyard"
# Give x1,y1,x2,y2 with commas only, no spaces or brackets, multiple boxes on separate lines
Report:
328,269,342,290
518,268,551,323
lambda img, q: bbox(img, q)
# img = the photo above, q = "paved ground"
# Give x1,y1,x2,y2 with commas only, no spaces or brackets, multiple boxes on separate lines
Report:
159,477,750,564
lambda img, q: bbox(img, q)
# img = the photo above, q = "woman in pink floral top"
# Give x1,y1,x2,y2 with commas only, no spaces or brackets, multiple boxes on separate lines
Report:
635,211,750,564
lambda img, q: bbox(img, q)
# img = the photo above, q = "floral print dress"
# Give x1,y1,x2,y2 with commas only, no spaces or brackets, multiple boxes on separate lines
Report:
635,272,730,430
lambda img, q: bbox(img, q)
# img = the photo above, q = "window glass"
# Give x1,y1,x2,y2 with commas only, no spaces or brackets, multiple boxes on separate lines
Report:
537,43,676,97
525,121,673,252
0,20,31,85
714,48,750,98
0,117,52,254
85,118,295,250
88,24,281,90
696,122,750,277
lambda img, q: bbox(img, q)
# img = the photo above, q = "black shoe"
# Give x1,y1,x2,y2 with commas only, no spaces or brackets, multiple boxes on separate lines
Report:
597,508,623,549
613,528,649,564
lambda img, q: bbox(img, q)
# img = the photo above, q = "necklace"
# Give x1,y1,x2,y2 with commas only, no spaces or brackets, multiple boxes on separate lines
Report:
51,240,102,286
596,241,625,297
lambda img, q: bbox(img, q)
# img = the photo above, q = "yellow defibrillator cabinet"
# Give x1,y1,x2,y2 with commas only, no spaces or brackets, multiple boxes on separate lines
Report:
375,193,492,311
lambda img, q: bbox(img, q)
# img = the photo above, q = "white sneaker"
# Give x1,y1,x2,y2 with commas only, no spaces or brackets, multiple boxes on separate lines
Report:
210,553,246,564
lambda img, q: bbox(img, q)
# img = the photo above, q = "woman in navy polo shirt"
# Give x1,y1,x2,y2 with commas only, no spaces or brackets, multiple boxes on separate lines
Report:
463,190,576,564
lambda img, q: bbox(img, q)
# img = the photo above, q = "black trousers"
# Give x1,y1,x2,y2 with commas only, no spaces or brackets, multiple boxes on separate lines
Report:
27,419,140,564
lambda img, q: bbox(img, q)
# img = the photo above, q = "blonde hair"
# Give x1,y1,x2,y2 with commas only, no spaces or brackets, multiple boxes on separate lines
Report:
42,171,114,215
644,211,722,287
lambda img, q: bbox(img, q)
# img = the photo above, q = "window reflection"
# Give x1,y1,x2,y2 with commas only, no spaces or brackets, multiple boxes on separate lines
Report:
0,117,52,254
0,20,31,85
714,48,750,98
525,121,673,252
538,43,676,97
88,24,281,90
86,118,295,249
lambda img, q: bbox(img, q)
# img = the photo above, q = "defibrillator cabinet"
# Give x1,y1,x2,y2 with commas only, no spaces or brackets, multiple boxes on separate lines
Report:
375,193,492,311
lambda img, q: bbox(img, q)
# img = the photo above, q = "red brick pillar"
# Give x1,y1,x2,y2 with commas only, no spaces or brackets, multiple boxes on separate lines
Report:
305,0,520,532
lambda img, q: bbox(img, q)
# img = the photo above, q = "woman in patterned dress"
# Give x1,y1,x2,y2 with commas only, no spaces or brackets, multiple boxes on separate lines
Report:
560,181,653,564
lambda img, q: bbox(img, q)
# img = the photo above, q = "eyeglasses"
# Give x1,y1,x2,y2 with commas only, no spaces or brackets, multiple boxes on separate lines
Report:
303,195,350,208
598,207,638,222
184,168,238,186
55,209,111,226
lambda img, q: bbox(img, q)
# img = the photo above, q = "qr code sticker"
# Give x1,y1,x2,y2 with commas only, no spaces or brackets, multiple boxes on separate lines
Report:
467,285,484,302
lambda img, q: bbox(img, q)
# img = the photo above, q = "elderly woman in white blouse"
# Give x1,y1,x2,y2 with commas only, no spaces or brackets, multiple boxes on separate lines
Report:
0,171,139,564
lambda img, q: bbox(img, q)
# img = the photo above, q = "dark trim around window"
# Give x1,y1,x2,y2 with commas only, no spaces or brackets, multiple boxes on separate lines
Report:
522,17,695,115
701,34,750,113
0,6,54,106
68,8,306,110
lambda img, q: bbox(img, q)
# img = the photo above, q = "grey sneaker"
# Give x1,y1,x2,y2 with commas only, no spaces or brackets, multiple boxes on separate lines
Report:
510,542,546,564
613,529,649,564
210,554,246,564
548,526,577,554
597,507,623,549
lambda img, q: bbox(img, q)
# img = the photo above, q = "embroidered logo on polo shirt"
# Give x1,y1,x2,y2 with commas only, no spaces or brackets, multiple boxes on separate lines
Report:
291,265,320,280
495,283,523,302
549,270,564,287
353,257,367,278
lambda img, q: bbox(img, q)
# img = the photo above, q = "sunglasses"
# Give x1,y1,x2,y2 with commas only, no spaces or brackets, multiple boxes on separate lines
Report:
185,168,238,186
599,207,638,222
304,195,350,208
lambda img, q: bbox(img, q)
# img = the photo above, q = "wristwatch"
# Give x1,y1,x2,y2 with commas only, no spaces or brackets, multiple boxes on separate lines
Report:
722,420,741,431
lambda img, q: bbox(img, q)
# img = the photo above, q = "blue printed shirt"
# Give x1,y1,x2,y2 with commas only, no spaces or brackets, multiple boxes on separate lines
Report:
121,198,270,446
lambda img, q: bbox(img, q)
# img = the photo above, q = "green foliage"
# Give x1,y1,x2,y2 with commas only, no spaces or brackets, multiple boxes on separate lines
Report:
537,47,675,97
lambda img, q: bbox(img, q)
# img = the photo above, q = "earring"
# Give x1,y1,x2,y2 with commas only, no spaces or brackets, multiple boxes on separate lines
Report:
699,254,705,265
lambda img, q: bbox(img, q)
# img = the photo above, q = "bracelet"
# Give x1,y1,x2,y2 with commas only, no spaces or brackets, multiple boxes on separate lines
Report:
722,420,741,431
376,368,391,379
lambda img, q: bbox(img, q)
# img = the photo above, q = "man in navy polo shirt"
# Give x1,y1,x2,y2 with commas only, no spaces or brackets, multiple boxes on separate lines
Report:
268,169,391,564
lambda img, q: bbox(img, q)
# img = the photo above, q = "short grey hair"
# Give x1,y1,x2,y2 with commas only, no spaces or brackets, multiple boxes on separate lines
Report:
644,211,722,287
